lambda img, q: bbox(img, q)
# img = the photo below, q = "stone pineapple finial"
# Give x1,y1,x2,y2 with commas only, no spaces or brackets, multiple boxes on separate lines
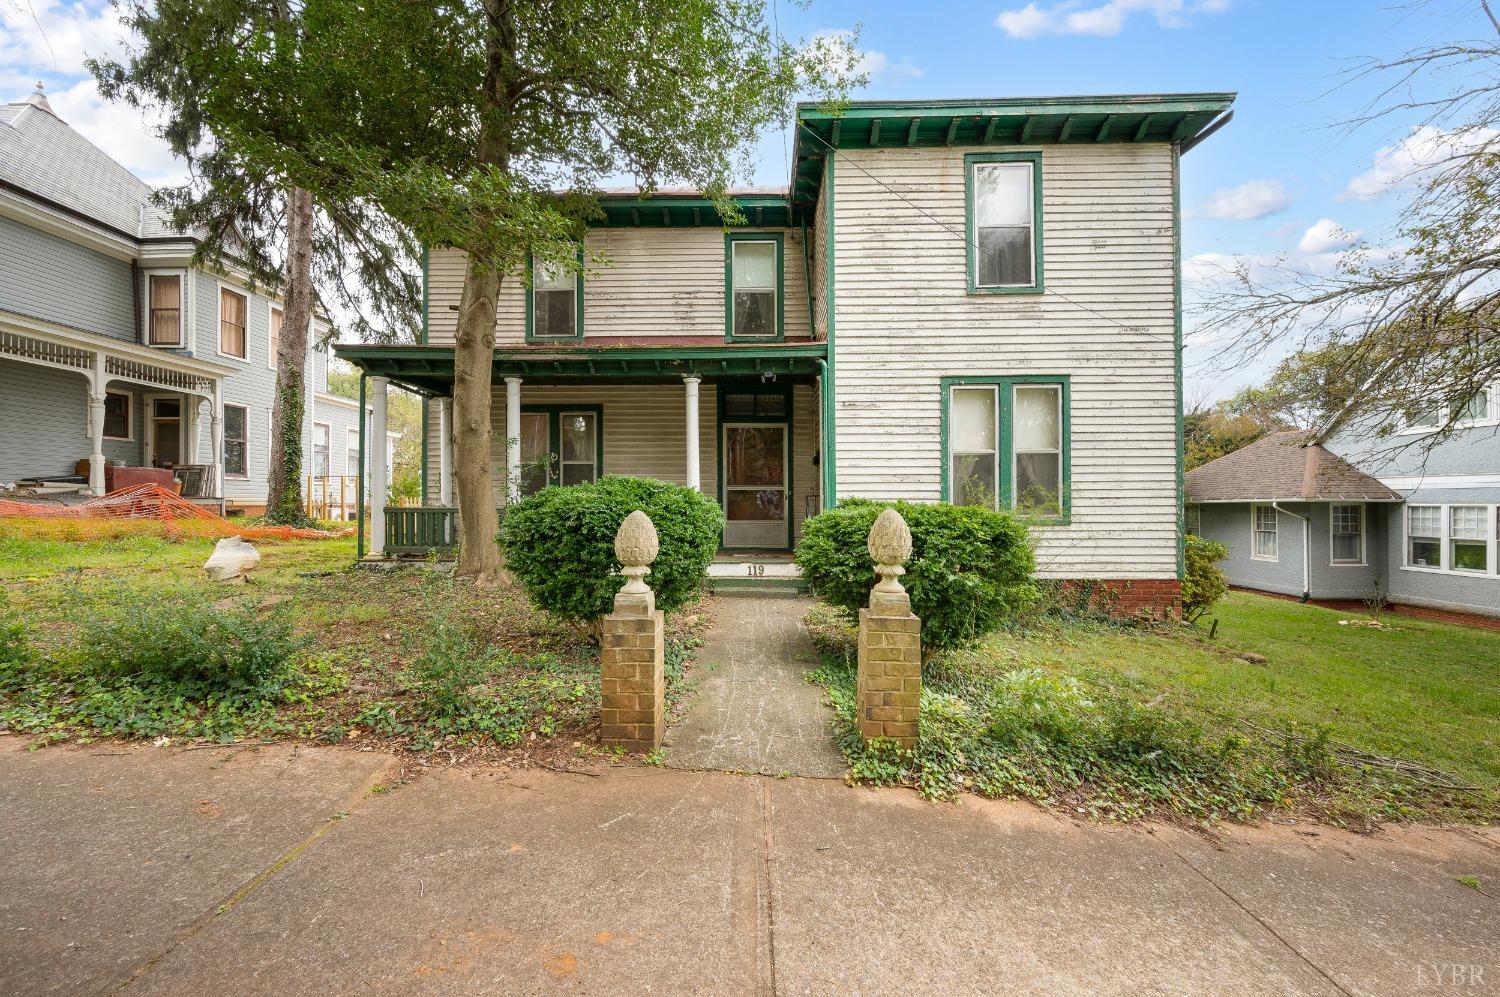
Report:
613,509,659,615
867,507,913,616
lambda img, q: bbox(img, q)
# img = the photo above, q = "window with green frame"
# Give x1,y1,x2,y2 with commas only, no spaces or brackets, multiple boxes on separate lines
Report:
940,376,1069,519
724,232,784,341
516,405,603,496
526,250,584,341
965,152,1043,294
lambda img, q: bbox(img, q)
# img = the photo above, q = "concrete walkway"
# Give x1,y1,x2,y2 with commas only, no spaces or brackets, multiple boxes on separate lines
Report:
664,596,847,778
2,738,1496,996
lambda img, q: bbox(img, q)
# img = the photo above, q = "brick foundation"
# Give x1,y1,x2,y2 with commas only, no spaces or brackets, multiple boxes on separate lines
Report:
599,610,665,752
1059,579,1182,621
856,609,922,748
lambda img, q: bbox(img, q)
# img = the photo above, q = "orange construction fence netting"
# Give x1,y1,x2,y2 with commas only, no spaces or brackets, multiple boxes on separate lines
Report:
0,483,352,542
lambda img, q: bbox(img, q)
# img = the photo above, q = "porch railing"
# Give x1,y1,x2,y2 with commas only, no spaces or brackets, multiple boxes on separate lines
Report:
305,475,360,521
384,506,458,555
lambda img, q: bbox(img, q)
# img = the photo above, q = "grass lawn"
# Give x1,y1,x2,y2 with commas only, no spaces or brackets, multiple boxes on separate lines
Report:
0,521,702,755
964,592,1499,790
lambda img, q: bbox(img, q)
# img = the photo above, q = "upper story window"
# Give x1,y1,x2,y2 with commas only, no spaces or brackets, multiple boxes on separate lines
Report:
725,233,783,341
148,275,182,346
268,305,283,369
1404,383,1498,433
966,152,1043,294
219,286,248,359
942,376,1070,520
527,253,583,341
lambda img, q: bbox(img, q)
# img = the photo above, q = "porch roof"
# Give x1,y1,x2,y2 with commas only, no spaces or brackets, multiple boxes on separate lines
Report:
332,341,829,396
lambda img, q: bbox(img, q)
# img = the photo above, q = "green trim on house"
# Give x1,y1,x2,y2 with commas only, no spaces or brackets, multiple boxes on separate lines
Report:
723,232,786,343
592,194,797,229
524,248,586,343
715,382,795,551
519,404,605,489
356,374,366,560
963,151,1044,296
822,152,838,509
420,401,429,503
938,374,1072,525
1172,143,1185,580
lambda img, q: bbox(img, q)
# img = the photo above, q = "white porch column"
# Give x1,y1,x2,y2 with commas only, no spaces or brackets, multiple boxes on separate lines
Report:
682,375,701,492
86,353,107,496
184,396,200,464
369,376,390,555
438,396,454,505
505,376,522,504
210,381,225,498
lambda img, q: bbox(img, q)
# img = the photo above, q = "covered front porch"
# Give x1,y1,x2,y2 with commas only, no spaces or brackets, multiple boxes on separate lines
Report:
335,343,832,564
0,313,234,502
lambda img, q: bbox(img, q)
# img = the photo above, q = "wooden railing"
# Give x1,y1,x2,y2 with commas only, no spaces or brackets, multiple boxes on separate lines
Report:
305,475,360,521
384,506,458,555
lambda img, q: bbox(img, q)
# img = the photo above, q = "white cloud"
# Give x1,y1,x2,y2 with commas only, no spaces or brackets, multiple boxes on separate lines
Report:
0,0,129,77
1297,218,1361,254
1190,179,1291,221
806,30,924,83
1340,124,1500,202
994,0,1230,38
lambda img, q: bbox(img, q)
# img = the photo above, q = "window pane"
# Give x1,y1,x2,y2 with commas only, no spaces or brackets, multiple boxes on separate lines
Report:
952,453,996,508
561,463,595,487
1333,533,1361,563
220,289,246,357
534,260,572,291
560,413,595,463
977,227,1033,286
726,426,784,488
724,394,755,418
149,276,181,345
973,163,1032,226
754,393,786,418
1409,506,1441,535
1409,539,1440,567
223,407,247,476
951,387,996,452
1452,541,1488,572
313,426,329,477
1459,391,1492,422
734,290,774,336
732,242,776,289
269,307,283,361
1451,506,1489,539
518,412,551,497
1014,386,1060,451
726,489,785,522
534,288,575,338
1015,452,1061,512
103,394,129,438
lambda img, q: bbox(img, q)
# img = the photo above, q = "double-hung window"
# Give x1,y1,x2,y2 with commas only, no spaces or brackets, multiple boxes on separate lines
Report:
1330,504,1365,565
943,377,1068,518
966,152,1042,293
268,305,283,369
516,407,602,497
527,252,582,341
1252,505,1278,560
223,404,248,477
148,275,182,346
725,233,782,340
1450,506,1490,572
1185,504,1202,537
219,286,247,359
102,391,131,440
312,423,331,478
1407,506,1441,568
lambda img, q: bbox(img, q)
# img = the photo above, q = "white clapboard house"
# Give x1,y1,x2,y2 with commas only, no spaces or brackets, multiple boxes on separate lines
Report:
337,93,1235,602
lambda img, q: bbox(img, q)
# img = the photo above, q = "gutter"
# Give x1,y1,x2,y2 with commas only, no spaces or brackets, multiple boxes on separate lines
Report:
1272,502,1311,602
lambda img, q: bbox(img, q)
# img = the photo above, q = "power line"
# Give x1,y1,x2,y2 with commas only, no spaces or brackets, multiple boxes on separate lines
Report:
795,123,1166,337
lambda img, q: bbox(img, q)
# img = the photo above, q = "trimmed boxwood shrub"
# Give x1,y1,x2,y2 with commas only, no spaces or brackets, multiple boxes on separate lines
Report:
795,498,1037,654
1181,533,1230,623
499,476,724,623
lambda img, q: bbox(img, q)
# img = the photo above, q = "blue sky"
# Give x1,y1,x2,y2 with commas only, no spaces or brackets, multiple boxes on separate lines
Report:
2,0,1488,400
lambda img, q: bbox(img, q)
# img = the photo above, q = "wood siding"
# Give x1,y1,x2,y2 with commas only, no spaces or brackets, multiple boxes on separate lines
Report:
426,227,813,346
832,143,1179,579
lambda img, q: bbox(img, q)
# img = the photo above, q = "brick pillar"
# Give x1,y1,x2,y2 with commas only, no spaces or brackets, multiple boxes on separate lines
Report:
600,510,665,752
856,508,921,749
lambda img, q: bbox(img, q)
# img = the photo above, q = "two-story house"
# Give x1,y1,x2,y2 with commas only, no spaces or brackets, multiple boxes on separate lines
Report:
1186,387,1500,619
336,92,1236,605
0,83,373,517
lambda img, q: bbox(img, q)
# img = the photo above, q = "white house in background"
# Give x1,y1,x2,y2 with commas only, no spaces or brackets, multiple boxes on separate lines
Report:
0,82,379,516
339,92,1236,605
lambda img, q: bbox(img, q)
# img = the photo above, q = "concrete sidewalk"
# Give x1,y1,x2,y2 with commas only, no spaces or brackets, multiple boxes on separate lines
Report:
1,737,1496,996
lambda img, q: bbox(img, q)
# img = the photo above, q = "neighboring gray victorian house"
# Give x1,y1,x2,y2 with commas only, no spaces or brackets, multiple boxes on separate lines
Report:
0,83,376,517
337,93,1236,607
1186,386,1500,619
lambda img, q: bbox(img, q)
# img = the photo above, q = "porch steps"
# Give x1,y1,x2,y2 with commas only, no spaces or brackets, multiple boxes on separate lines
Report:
705,558,809,597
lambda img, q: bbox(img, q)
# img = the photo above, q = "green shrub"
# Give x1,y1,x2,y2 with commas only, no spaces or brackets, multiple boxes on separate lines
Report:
403,612,501,718
1181,534,1230,623
794,499,1037,653
499,476,724,623
77,597,306,696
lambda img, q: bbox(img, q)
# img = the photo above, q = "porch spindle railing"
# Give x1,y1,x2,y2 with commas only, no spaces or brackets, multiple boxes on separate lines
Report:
383,506,459,555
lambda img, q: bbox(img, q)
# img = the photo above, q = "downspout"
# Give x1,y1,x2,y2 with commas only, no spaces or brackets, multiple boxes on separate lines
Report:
1272,502,1310,602
814,357,831,510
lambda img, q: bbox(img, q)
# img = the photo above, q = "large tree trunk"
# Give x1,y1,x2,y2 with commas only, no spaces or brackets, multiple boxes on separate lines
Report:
452,0,511,582
265,186,315,524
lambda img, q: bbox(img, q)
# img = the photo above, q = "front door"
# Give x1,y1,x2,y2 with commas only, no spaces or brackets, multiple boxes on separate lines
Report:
150,398,181,467
722,422,788,549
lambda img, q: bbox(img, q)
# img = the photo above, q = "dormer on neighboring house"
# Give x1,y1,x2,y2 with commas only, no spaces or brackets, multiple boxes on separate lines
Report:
338,92,1236,609
0,82,366,518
